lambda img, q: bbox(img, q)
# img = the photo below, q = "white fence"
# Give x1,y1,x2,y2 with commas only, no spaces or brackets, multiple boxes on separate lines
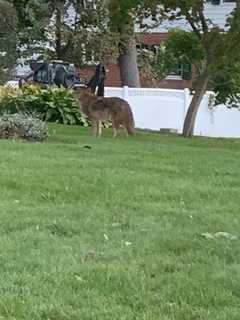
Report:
105,86,240,138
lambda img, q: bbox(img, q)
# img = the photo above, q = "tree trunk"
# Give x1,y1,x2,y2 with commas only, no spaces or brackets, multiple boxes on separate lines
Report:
182,70,209,138
118,26,140,87
55,8,63,60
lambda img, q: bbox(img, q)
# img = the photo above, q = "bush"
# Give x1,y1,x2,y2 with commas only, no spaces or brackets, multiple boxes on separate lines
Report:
0,112,48,141
0,86,89,126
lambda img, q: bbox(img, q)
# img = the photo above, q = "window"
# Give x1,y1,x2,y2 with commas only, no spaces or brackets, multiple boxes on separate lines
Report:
168,63,184,77
208,0,235,4
167,61,192,80
81,0,96,10
209,0,220,4
136,44,157,53
35,69,48,83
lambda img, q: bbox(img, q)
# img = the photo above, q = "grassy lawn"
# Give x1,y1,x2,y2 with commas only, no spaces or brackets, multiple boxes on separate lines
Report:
0,124,240,319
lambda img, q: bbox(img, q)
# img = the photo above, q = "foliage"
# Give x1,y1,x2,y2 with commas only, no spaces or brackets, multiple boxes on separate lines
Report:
212,9,240,106
0,112,48,141
108,0,141,29
165,30,204,72
137,30,198,84
0,1,18,83
213,61,240,107
137,1,240,136
137,45,174,83
0,86,89,126
11,0,119,66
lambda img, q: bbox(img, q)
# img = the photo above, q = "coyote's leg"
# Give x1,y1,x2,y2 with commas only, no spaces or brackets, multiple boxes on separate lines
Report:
126,122,135,137
92,120,98,137
113,127,118,138
112,119,119,138
97,121,102,137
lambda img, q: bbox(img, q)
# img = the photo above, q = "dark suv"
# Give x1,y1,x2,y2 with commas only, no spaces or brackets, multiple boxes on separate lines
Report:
20,60,81,89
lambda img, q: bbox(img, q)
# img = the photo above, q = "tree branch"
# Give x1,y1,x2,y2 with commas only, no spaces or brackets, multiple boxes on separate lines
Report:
199,10,208,34
237,0,240,10
185,11,202,39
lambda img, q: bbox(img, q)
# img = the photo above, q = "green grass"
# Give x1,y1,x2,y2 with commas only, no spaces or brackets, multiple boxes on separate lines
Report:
0,124,240,319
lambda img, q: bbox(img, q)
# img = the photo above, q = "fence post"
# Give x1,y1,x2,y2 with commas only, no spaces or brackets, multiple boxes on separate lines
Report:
123,86,130,101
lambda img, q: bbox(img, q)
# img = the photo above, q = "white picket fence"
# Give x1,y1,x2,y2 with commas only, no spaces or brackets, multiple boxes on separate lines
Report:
105,86,240,138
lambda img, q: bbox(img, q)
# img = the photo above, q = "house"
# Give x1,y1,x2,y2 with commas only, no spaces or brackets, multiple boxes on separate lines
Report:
88,0,236,89
15,0,236,89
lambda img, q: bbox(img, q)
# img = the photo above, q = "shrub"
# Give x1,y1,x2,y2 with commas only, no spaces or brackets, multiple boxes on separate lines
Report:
0,112,48,141
0,86,90,126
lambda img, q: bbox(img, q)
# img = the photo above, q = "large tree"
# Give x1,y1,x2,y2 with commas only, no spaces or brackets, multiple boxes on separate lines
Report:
108,0,141,87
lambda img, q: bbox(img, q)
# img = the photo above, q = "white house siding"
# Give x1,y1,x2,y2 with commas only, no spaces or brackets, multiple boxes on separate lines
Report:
136,2,236,32
204,3,236,29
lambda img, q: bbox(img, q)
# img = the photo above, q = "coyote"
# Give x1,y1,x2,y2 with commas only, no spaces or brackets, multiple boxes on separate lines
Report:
74,89,135,138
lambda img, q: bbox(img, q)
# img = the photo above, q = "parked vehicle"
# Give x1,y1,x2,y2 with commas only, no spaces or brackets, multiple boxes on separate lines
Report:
6,61,106,97
19,60,81,89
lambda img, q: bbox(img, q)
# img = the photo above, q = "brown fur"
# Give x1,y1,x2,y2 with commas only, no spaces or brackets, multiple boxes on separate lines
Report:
74,89,135,137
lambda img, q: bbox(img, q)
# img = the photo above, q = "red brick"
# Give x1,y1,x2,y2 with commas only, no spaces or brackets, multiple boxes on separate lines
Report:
78,32,193,90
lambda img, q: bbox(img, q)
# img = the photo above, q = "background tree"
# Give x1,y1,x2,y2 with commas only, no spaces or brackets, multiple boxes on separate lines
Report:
108,0,141,87
11,0,119,69
12,0,142,86
12,0,83,63
212,5,240,107
138,0,240,137
137,29,202,85
0,0,18,83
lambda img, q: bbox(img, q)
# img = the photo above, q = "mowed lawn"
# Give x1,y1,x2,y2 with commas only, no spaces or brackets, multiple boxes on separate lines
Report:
0,124,240,320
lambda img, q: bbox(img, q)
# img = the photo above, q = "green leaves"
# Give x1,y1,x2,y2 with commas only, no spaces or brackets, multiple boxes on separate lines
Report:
0,1,18,83
0,112,48,141
108,0,142,28
137,30,200,82
167,29,205,64
0,86,90,126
